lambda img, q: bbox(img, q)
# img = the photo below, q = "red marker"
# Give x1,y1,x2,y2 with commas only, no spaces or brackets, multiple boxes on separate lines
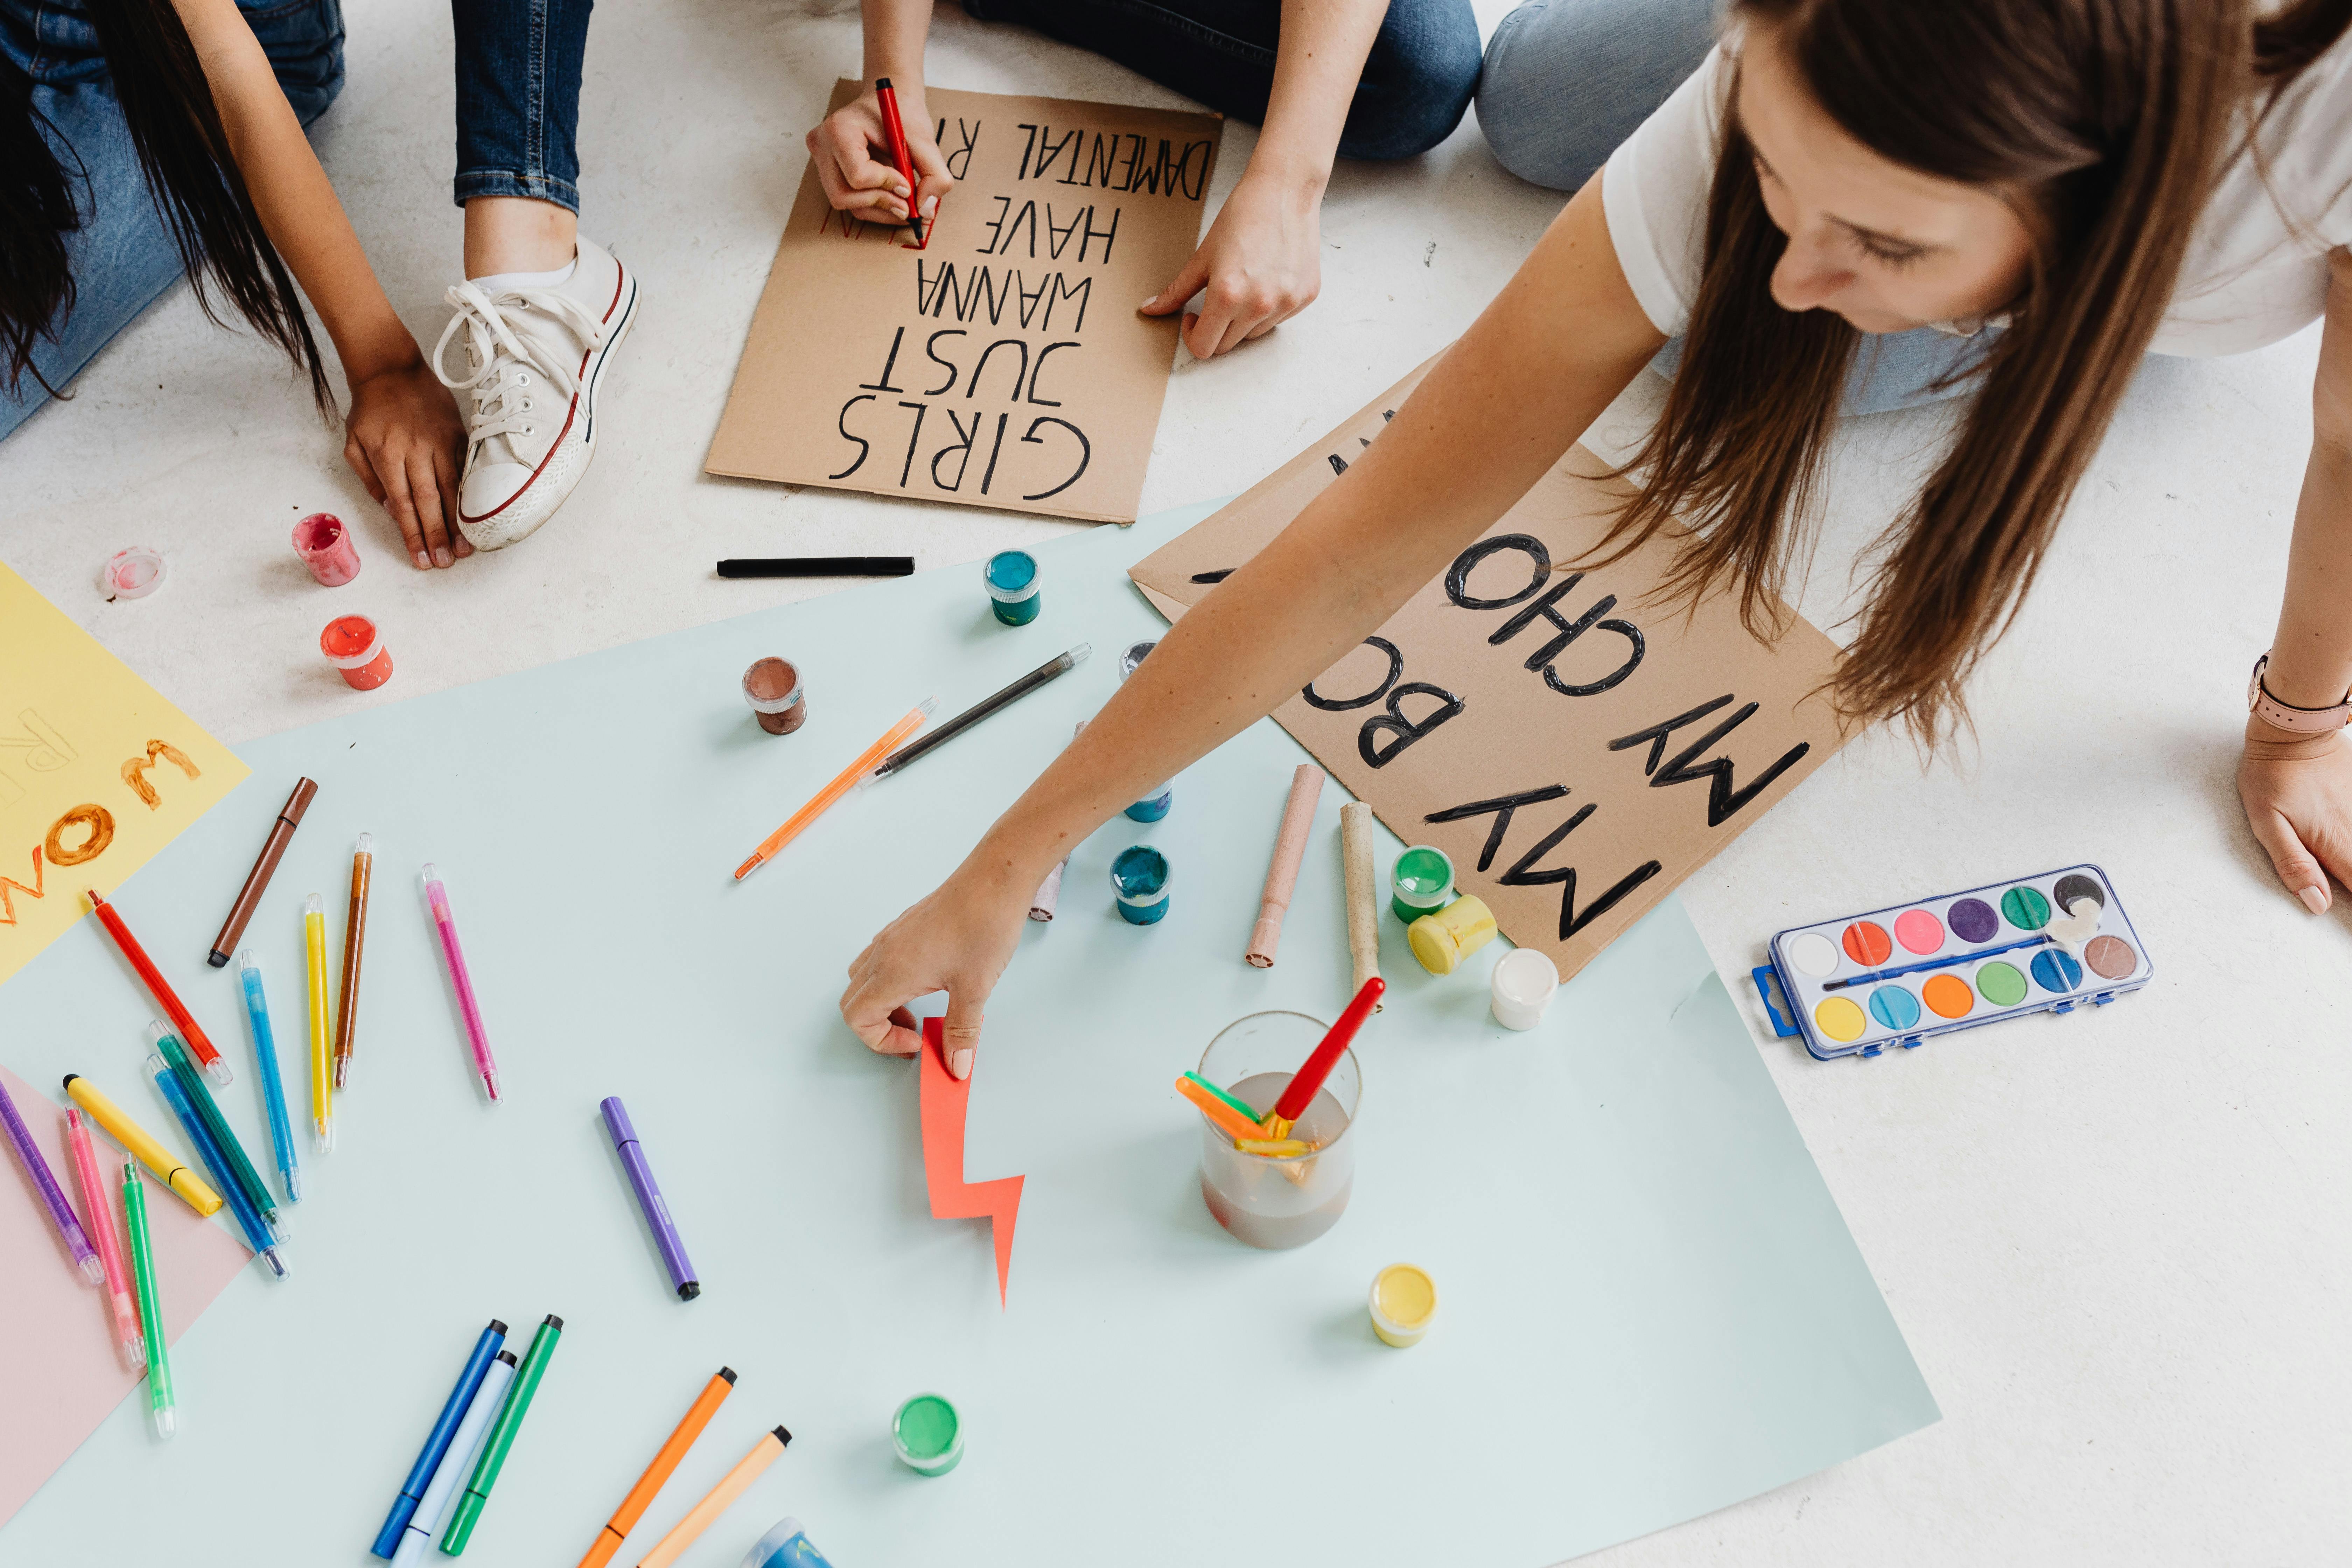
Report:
86,890,233,1086
872,76,926,246
1268,977,1385,1130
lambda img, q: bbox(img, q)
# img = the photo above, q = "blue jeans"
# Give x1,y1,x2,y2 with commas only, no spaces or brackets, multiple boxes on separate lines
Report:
959,0,1483,161
0,0,591,443
1475,0,1991,415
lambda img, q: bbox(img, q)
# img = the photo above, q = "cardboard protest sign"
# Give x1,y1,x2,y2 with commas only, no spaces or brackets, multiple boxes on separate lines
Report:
0,563,246,988
707,82,1222,524
1129,361,1850,983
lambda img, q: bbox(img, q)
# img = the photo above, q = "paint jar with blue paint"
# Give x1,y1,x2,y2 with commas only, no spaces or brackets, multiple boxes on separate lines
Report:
1390,845,1454,923
1117,639,1174,820
741,1517,838,1568
1111,844,1172,924
983,550,1042,625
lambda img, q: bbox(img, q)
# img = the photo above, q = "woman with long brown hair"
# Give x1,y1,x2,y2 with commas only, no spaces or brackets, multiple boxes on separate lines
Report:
842,0,2352,1076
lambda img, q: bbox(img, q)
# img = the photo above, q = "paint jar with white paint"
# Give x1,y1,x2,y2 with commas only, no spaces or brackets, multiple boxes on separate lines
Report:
1490,947,1560,1030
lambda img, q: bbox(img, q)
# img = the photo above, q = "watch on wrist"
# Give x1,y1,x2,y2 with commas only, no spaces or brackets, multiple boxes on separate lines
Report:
2247,652,2352,734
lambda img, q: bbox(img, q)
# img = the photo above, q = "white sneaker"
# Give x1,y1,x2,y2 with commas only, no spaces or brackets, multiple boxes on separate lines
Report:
433,236,640,551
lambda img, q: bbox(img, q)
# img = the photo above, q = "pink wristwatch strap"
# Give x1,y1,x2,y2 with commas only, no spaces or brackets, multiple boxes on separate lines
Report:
2247,653,2352,734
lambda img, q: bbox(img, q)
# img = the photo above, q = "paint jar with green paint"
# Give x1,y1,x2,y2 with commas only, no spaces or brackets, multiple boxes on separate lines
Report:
1390,845,1454,923
893,1392,963,1476
982,551,1042,625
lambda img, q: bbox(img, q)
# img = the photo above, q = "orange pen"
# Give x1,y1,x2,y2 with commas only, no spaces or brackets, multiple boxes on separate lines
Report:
577,1368,736,1568
1174,1076,1264,1143
733,699,934,880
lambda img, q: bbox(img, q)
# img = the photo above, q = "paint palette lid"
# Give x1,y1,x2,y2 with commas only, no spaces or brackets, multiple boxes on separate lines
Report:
1755,863,2153,1062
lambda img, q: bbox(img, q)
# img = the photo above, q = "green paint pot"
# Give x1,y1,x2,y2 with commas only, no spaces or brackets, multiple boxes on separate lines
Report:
892,1392,963,1476
1390,845,1454,923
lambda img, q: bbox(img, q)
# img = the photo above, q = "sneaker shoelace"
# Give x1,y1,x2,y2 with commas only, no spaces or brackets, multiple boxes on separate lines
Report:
432,280,611,453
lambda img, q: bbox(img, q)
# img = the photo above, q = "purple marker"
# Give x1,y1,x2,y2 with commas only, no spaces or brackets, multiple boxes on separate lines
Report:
0,1074,106,1285
600,1097,699,1300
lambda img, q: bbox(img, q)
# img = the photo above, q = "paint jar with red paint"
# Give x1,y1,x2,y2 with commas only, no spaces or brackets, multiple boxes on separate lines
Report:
320,615,393,690
292,512,361,587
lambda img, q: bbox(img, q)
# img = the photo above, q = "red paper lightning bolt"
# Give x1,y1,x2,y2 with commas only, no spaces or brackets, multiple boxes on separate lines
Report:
919,1017,1024,1306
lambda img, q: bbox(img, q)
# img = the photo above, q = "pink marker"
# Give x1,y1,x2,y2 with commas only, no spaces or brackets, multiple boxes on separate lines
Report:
292,512,362,587
65,1109,145,1369
423,865,501,1103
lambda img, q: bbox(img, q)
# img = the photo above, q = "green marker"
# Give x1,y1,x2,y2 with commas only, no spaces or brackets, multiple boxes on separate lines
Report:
440,1314,561,1554
121,1160,175,1440
1181,1072,1261,1125
151,1023,277,1230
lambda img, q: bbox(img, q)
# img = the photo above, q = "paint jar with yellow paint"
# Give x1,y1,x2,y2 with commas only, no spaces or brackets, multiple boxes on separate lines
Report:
1195,1011,1358,1250
1369,1263,1438,1347
1407,895,1497,975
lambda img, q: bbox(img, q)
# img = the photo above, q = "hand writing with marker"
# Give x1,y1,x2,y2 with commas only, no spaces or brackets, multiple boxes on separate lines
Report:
809,82,954,228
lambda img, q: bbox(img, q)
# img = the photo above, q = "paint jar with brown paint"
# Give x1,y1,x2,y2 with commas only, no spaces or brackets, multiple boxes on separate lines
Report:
742,658,807,735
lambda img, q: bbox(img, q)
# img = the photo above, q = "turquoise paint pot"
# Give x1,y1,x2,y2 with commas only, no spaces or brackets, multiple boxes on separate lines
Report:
983,551,1041,625
1111,845,1171,925
741,1517,838,1567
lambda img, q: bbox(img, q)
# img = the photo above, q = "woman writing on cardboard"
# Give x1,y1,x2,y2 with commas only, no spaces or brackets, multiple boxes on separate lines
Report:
845,0,2352,1078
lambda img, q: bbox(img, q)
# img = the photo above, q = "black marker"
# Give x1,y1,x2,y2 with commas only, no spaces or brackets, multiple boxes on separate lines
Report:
872,645,1092,778
718,557,916,578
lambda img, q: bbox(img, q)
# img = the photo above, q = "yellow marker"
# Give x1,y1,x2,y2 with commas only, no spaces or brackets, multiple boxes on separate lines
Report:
1234,1138,1317,1158
305,893,334,1153
61,1074,222,1216
1369,1263,1438,1348
1407,895,1498,976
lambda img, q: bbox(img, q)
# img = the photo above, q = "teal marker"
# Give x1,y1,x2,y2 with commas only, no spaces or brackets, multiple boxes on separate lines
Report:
440,1314,562,1554
151,1021,279,1231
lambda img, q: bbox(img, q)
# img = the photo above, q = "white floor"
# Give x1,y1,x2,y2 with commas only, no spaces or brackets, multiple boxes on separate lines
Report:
3,1,2346,1561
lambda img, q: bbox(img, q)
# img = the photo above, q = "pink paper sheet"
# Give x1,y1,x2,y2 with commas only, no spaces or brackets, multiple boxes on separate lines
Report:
0,1064,249,1527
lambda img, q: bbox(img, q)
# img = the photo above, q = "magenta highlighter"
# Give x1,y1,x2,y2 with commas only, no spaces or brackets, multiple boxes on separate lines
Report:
423,865,501,1103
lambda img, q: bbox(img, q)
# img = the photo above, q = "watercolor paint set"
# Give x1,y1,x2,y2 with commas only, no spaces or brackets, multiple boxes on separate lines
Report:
1751,864,2153,1061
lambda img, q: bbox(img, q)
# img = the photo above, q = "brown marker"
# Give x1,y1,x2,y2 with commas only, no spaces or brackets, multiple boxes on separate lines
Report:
208,778,317,967
333,833,372,1089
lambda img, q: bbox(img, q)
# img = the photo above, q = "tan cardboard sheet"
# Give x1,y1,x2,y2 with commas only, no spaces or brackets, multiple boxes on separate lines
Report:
1129,360,1852,983
708,82,1222,524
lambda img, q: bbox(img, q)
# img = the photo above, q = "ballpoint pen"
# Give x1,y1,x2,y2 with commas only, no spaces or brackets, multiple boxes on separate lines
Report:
120,1160,174,1439
148,1054,290,1279
60,1074,222,1216
390,1350,517,1565
869,646,1091,778
371,1320,508,1557
335,833,373,1090
0,1073,105,1284
423,865,501,1103
85,888,232,1086
306,892,333,1153
238,951,302,1202
65,1108,146,1368
151,1022,279,1233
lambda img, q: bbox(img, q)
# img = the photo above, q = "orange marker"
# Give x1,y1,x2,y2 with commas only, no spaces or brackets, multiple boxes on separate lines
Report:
576,1368,736,1568
1174,1076,1264,1143
734,700,935,880
635,1425,792,1568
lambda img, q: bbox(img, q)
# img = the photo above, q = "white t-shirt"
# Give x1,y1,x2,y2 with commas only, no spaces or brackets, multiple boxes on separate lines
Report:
1603,37,2352,358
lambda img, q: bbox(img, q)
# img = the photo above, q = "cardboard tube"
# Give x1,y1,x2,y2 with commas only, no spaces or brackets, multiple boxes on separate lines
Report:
1247,765,1324,967
1340,803,1381,1010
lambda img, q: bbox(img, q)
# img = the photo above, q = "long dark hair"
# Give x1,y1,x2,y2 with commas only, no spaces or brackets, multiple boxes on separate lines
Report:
1,0,329,411
1600,0,2352,744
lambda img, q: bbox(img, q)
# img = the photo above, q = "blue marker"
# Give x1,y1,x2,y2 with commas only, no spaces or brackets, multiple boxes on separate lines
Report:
149,1054,290,1279
741,1517,839,1568
982,550,1041,625
371,1320,507,1556
1111,845,1171,925
1117,640,1173,820
239,950,301,1203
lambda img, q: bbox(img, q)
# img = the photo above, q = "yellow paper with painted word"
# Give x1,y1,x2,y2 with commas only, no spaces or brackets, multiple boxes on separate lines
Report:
0,564,245,987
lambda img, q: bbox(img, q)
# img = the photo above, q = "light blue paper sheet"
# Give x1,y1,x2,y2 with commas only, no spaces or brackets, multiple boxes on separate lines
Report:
0,505,1934,1564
